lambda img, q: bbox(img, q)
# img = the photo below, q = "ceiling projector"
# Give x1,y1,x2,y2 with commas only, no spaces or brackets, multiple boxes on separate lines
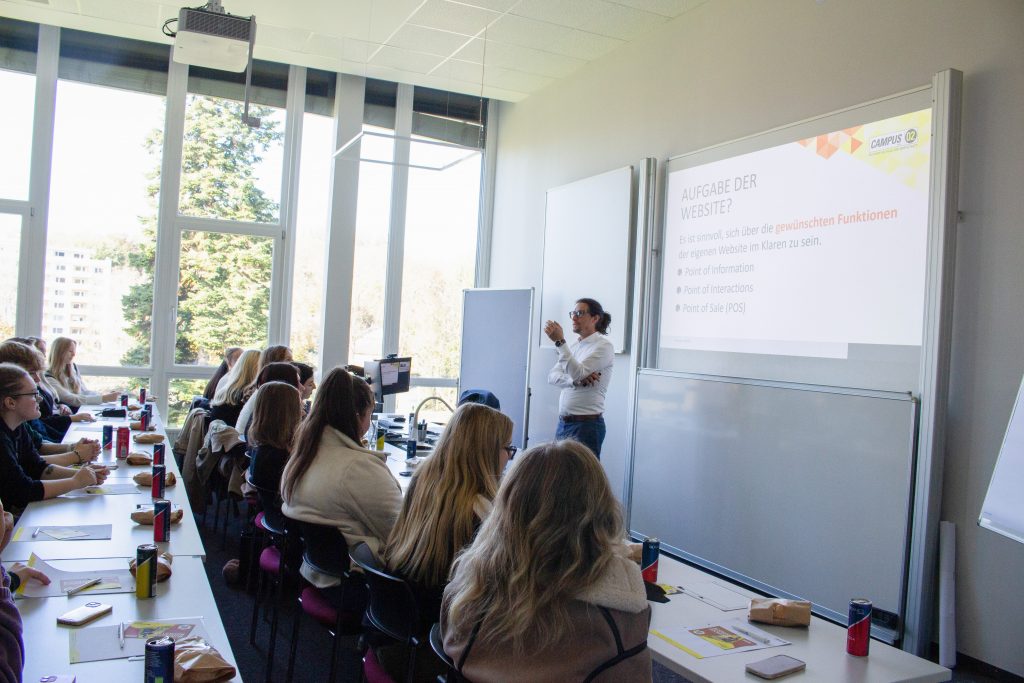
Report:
170,1,256,72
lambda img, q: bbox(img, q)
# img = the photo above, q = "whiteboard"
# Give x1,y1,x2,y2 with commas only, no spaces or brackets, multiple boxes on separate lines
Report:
629,370,917,629
459,288,533,448
540,166,633,353
979,372,1024,545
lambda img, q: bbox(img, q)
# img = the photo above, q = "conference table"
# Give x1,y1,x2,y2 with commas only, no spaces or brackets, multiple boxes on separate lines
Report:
649,554,951,683
2,402,239,682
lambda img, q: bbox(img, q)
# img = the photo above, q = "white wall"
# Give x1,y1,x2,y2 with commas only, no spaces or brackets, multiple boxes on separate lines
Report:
488,0,1024,675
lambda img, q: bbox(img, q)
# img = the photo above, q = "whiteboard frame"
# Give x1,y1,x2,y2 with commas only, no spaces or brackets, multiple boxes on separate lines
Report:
627,70,962,655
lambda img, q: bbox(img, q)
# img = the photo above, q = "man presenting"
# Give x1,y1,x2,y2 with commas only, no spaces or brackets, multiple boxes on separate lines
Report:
544,298,614,458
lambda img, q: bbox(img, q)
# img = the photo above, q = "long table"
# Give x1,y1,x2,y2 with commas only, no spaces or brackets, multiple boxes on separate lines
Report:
649,554,950,683
2,402,238,682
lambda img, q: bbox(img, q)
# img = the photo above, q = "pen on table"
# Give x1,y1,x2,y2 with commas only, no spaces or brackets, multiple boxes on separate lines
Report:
733,625,771,645
119,621,125,649
66,577,103,596
31,527,41,538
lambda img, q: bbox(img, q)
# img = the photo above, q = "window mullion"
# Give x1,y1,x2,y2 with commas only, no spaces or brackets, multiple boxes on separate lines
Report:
21,24,59,338
269,64,305,347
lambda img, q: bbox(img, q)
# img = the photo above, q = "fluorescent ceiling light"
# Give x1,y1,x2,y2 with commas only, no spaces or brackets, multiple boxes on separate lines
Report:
334,130,480,172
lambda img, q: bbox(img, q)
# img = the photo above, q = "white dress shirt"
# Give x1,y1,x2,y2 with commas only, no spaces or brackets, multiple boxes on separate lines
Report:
547,333,614,416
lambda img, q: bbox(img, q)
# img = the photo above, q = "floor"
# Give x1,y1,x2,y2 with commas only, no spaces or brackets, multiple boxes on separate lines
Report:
196,501,1017,683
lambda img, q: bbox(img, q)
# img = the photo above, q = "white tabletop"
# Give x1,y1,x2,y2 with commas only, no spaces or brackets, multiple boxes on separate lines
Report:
649,556,950,683
15,555,239,682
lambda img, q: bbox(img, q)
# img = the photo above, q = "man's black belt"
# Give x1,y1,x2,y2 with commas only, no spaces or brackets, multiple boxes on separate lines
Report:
559,413,602,423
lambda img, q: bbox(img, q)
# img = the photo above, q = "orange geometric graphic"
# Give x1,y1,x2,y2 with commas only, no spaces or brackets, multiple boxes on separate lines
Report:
799,125,864,159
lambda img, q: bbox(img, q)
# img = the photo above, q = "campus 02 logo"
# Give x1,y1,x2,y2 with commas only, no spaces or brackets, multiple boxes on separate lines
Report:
869,127,919,154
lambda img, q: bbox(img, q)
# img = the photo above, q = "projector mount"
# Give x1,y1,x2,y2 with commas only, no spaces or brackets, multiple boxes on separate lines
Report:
162,0,260,128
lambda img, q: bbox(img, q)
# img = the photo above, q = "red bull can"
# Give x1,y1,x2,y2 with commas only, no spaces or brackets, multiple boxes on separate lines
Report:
119,393,129,408
139,387,147,404
153,499,171,543
116,426,130,459
406,439,417,459
152,443,165,466
136,543,157,599
144,635,175,682
151,464,166,499
140,410,150,431
102,424,113,450
641,537,660,583
847,598,872,656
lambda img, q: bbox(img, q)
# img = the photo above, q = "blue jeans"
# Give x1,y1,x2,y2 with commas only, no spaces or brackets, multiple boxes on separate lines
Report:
556,417,606,459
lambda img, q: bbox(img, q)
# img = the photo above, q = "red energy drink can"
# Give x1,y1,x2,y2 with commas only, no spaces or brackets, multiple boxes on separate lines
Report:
847,598,872,656
136,543,157,598
139,387,147,404
144,635,175,682
152,443,165,466
119,393,129,407
153,499,171,543
102,424,113,450
151,464,166,499
116,426,130,459
641,537,660,583
140,410,150,431
406,439,417,459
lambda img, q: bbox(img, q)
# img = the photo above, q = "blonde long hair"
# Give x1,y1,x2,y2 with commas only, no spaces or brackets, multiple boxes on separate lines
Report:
444,440,623,653
383,403,512,588
211,349,260,407
47,337,81,392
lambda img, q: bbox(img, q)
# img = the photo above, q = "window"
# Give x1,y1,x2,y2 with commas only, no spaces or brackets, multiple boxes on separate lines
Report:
56,277,65,283
0,18,36,201
53,302,64,309
73,278,85,284
54,289,64,296
348,126,395,367
56,265,66,271
54,250,65,257
0,214,22,338
175,230,274,364
47,75,164,367
72,303,84,310
52,327,63,334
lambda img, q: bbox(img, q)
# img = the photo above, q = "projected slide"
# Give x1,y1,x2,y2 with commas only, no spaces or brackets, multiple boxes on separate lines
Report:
660,109,932,358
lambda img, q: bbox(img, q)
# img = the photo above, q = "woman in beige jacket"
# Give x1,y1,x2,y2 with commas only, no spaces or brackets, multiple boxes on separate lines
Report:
280,367,401,588
442,440,652,682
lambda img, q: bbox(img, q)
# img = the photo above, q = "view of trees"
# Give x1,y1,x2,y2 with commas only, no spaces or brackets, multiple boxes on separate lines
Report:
111,96,281,368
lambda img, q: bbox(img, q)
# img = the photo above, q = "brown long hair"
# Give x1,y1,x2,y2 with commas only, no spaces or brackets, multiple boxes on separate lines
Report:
280,367,373,504
383,403,512,587
0,341,46,375
248,382,303,451
444,440,623,653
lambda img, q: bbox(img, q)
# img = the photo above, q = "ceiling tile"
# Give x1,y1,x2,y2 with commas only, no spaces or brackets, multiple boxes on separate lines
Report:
481,64,554,93
77,0,161,28
457,38,586,79
406,0,501,37
387,23,474,56
557,28,624,60
305,33,375,63
485,14,575,53
370,44,447,74
365,0,426,44
511,0,667,40
256,23,313,52
611,0,693,17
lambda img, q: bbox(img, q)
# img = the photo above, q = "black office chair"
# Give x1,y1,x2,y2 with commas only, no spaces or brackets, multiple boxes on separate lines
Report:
248,507,298,683
349,543,426,683
428,623,456,683
286,521,366,683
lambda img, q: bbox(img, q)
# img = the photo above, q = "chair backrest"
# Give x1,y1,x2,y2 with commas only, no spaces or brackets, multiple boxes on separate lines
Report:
298,520,350,579
429,622,456,681
350,542,421,643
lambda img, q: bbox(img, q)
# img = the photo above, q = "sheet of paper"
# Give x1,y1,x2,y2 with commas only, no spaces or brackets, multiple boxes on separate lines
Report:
15,554,135,598
381,364,400,385
62,483,140,497
12,524,113,541
680,581,752,611
69,617,210,663
650,618,789,659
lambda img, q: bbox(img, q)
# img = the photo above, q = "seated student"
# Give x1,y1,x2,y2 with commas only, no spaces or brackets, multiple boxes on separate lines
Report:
246,381,303,527
383,403,514,619
1,496,51,682
242,345,293,402
44,337,120,410
292,362,316,402
208,349,260,427
235,362,301,437
0,364,108,512
203,347,243,401
10,337,94,427
442,440,652,683
281,367,402,588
